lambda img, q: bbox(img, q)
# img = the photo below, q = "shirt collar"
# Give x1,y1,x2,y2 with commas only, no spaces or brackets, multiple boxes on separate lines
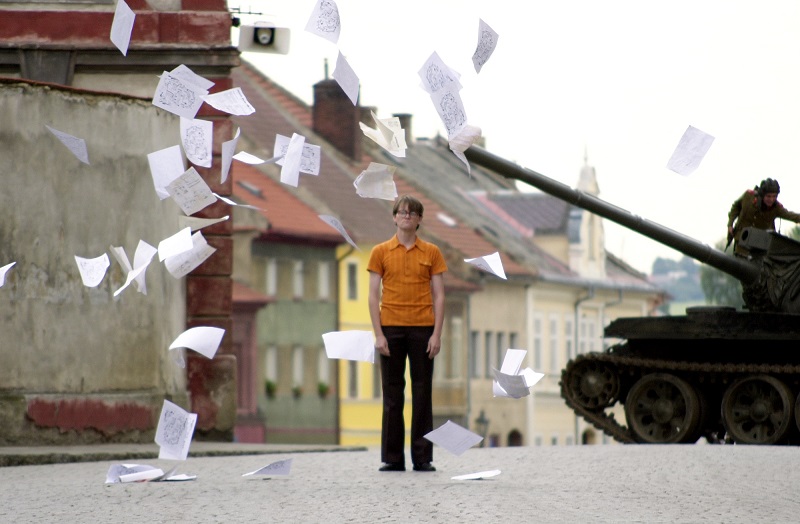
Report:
389,234,425,252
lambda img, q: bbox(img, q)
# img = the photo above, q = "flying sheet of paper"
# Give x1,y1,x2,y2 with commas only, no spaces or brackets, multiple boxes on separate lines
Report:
0,262,15,287
492,367,531,398
166,167,217,216
431,86,468,140
170,64,215,92
220,128,240,184
112,262,149,298
319,214,359,250
148,145,186,200
472,19,499,73
158,227,193,262
169,326,225,359
464,251,506,279
242,458,293,477
45,125,89,164
451,470,501,481
666,125,715,176
492,348,544,398
233,151,283,165
74,253,110,288
178,215,229,232
321,330,375,363
332,52,359,105
278,133,305,187
424,420,483,456
152,71,207,119
449,124,482,173
274,134,321,176
305,0,341,44
500,348,526,375
353,163,398,200
203,87,255,116
110,240,156,295
418,52,462,95
164,231,216,278
155,399,197,461
110,0,135,56
213,193,263,211
359,112,407,158
180,118,212,168
522,368,545,389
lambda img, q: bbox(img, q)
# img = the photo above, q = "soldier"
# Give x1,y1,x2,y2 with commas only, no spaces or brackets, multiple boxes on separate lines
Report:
727,178,800,257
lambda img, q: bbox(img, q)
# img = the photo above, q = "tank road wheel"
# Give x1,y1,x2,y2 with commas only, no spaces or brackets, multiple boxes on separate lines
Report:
721,375,793,445
625,373,701,444
566,359,620,411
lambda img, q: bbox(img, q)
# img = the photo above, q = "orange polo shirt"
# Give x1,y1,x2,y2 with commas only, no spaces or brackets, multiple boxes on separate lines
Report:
367,235,447,326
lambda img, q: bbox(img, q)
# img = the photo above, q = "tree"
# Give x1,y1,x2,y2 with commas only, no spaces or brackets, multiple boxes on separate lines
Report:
699,239,744,309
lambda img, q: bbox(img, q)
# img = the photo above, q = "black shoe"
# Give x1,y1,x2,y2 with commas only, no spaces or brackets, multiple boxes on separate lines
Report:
379,462,405,472
413,462,436,472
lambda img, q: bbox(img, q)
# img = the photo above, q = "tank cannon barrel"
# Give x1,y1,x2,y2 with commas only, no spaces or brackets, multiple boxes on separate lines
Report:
464,145,760,285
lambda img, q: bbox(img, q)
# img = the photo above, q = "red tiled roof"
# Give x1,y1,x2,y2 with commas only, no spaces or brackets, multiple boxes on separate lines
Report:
232,162,343,244
232,280,272,306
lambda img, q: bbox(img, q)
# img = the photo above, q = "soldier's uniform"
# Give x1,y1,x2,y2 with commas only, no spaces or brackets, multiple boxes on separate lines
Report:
728,184,800,256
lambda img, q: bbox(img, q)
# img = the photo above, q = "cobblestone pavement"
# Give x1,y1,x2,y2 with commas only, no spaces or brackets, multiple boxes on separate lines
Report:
2,443,800,523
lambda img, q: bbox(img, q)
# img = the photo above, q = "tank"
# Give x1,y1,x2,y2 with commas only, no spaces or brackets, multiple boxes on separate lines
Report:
464,145,800,445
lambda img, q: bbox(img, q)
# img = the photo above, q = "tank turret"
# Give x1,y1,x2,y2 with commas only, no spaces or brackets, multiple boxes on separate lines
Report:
464,145,800,445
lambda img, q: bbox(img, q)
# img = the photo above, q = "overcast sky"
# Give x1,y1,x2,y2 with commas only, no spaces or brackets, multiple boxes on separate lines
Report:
229,0,800,274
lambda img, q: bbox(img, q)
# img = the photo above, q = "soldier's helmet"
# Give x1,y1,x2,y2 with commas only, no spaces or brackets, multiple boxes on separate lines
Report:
760,178,781,195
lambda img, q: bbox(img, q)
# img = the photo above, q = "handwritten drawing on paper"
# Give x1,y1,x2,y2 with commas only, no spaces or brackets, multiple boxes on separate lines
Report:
305,0,341,44
472,19,499,73
180,118,212,168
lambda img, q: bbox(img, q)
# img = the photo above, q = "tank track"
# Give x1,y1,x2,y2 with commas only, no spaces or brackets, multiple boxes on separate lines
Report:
560,351,800,444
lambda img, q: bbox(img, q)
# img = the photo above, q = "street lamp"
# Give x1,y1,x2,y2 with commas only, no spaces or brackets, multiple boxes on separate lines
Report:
474,409,489,447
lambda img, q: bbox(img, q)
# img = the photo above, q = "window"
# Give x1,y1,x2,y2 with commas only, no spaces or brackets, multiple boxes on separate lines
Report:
266,259,277,296
579,319,588,355
318,261,330,300
551,435,559,446
534,435,543,447
509,332,519,351
469,331,480,379
533,315,543,370
347,262,358,300
317,347,329,385
265,346,277,382
484,331,493,378
566,435,574,446
495,332,505,370
293,260,304,298
549,316,559,374
564,318,574,361
292,346,304,387
348,361,358,398
449,317,462,379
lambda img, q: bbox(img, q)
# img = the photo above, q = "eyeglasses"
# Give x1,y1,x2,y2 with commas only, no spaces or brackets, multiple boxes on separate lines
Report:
396,210,419,218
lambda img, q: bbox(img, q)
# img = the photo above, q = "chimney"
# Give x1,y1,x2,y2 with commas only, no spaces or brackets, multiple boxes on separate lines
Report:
313,79,361,161
393,113,413,147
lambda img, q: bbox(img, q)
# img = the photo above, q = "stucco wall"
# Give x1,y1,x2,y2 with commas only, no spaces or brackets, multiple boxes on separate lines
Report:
0,81,187,443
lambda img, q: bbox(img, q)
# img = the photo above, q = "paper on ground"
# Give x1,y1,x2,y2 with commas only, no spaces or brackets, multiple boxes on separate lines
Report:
464,251,506,279
106,463,196,483
109,0,135,56
74,253,110,288
203,87,255,116
451,469,501,481
152,71,207,119
180,117,213,168
424,420,483,456
148,145,186,200
322,330,375,363
666,125,715,176
333,51,359,105
242,458,293,477
0,262,15,287
319,215,359,250
155,399,197,461
472,19,499,73
169,326,225,359
45,125,89,164
305,0,341,44
164,231,216,278
353,163,398,200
